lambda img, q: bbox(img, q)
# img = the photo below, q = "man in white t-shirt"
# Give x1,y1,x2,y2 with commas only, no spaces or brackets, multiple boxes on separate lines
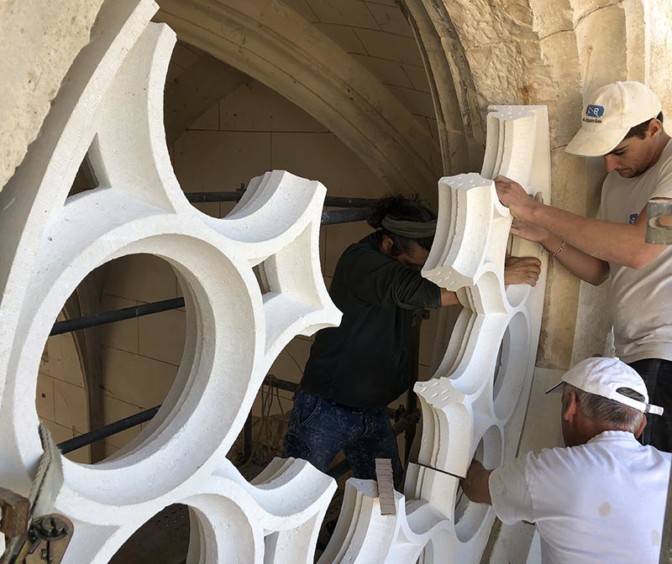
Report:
462,357,670,564
495,81,672,451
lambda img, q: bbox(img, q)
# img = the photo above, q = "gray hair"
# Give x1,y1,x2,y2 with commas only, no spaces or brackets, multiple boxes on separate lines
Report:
562,384,645,434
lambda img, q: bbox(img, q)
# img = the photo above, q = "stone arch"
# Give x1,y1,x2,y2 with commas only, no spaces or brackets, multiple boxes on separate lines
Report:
401,0,486,173
164,53,248,146
156,0,443,199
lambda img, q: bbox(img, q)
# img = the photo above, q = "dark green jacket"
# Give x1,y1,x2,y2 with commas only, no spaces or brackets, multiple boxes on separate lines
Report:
301,234,442,408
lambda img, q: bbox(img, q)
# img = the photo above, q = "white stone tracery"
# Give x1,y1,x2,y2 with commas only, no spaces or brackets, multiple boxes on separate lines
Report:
0,0,550,562
321,107,550,562
0,1,340,562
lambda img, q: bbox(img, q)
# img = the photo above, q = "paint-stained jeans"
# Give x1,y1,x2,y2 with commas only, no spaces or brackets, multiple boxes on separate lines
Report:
283,388,403,487
629,359,672,453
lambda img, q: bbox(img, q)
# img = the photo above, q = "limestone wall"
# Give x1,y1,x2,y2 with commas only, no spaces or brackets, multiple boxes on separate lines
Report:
0,0,104,190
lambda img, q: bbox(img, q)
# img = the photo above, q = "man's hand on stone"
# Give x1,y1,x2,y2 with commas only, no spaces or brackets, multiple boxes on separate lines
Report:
495,175,540,221
504,256,541,286
461,460,492,504
511,212,550,245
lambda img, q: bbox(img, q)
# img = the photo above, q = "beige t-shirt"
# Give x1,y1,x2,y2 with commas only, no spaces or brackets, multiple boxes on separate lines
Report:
598,138,672,362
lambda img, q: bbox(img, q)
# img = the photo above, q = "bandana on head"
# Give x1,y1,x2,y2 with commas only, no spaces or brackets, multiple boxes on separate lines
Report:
381,216,437,239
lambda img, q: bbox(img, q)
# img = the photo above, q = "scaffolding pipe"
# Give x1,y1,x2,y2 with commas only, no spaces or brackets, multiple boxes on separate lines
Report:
186,191,377,209
56,380,420,489
56,375,299,454
50,298,185,336
185,191,243,203
323,196,377,208
321,208,370,225
58,405,160,454
264,375,298,394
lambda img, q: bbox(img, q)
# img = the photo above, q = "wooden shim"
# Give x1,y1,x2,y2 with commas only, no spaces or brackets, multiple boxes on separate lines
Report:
375,458,396,516
0,487,30,537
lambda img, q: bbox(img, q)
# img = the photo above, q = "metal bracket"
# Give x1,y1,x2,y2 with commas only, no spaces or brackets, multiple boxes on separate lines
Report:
1,424,70,564
14,514,73,564
646,197,672,245
1,510,73,564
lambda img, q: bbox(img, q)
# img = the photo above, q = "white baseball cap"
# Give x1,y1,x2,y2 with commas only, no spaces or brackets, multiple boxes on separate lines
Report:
546,357,664,415
565,81,662,157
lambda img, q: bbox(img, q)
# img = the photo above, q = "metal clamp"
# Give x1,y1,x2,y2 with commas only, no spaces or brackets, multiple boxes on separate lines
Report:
646,197,672,245
1,424,71,564
1,511,73,564
16,514,73,564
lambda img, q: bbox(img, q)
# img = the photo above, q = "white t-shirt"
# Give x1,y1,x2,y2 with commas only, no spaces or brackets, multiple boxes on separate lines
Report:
598,138,672,362
489,431,671,564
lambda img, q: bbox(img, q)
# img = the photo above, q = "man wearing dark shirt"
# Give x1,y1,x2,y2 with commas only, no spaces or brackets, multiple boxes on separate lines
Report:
283,196,540,486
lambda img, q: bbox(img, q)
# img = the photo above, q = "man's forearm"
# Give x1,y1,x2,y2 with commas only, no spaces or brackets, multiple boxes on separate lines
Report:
540,233,610,285
530,204,663,269
440,288,460,307
438,256,542,306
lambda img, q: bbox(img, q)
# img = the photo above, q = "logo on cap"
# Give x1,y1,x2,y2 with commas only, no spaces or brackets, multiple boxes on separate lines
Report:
586,105,605,118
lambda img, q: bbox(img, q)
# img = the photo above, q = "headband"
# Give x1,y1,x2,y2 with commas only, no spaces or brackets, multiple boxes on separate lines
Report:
381,216,437,239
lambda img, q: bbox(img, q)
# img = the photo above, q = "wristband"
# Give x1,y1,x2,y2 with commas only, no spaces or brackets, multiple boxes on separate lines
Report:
550,239,565,257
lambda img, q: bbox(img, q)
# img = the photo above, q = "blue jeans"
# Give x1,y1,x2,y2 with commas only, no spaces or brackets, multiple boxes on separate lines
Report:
283,388,403,487
629,359,672,452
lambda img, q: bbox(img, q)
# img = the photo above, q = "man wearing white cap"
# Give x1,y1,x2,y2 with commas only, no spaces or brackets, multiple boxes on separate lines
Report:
495,81,672,451
462,357,670,564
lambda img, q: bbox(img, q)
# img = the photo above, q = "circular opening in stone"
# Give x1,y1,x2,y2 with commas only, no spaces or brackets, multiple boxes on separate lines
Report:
110,503,190,563
111,497,260,563
37,254,185,464
109,500,271,562
493,312,529,421
21,234,259,506
454,425,503,543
